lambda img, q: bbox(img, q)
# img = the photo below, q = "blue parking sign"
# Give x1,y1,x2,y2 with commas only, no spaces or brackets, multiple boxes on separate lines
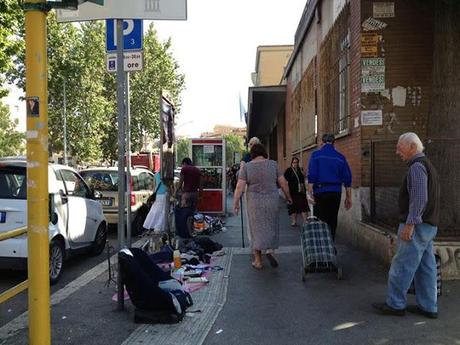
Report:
106,19,143,52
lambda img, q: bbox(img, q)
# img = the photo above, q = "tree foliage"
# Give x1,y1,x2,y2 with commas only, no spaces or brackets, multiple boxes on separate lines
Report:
0,102,25,157
223,134,245,167
176,137,190,167
5,10,185,164
0,0,24,97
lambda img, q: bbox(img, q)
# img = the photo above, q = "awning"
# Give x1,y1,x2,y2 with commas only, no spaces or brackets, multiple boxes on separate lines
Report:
247,85,286,140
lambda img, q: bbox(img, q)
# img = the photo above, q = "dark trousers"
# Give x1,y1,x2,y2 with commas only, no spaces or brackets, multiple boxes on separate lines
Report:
313,192,341,240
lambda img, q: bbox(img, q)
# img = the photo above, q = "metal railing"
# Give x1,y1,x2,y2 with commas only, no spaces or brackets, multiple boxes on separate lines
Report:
0,226,29,305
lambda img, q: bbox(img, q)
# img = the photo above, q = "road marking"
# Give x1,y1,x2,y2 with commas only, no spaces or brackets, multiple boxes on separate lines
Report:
0,239,145,342
121,248,234,345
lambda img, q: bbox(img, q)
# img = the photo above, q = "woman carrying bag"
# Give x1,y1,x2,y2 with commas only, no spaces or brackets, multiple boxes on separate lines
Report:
284,157,309,227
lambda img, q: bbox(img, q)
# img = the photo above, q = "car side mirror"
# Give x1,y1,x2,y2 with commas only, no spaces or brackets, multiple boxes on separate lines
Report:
59,189,68,204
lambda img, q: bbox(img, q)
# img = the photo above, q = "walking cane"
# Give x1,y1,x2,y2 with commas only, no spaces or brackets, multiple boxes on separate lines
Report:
240,197,245,248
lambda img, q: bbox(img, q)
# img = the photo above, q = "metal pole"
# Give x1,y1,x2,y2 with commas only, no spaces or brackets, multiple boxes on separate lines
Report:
116,18,126,311
126,72,132,247
24,1,50,343
63,78,67,165
240,197,245,248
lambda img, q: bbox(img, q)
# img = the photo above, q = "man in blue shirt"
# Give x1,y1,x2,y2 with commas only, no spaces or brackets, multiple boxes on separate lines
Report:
307,133,352,240
373,132,440,319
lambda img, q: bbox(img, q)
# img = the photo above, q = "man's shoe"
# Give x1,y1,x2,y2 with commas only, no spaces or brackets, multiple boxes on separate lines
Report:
372,302,405,316
406,305,438,319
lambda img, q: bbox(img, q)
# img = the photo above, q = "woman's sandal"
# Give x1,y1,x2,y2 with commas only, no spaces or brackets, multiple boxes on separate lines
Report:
266,253,279,268
251,261,263,270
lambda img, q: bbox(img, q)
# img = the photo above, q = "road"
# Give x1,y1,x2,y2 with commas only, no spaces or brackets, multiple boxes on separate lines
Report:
0,229,123,328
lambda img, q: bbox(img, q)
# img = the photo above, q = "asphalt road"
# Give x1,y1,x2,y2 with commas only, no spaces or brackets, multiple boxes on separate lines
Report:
0,228,124,327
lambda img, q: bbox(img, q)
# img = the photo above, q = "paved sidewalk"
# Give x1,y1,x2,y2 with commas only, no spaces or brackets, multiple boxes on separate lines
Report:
1,197,459,345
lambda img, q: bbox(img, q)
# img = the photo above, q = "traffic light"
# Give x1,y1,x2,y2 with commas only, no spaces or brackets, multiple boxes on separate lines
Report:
46,0,104,10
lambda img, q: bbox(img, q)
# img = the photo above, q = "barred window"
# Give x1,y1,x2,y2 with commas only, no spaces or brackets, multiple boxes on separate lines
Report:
337,32,350,134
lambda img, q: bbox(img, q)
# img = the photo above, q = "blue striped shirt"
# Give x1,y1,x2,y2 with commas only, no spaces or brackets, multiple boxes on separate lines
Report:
406,153,428,225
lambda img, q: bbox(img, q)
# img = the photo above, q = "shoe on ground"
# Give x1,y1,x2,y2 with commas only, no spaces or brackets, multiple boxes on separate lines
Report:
406,305,438,319
372,302,405,316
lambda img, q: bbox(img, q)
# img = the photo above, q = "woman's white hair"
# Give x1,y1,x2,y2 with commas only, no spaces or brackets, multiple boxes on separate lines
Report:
248,137,261,147
398,132,424,153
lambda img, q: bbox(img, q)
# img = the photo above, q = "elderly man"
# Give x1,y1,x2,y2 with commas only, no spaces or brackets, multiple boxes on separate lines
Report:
373,132,440,319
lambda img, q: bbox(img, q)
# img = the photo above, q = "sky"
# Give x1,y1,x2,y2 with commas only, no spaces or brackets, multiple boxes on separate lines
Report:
5,0,307,137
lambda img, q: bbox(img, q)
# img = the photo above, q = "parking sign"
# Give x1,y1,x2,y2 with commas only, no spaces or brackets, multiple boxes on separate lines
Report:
106,19,143,52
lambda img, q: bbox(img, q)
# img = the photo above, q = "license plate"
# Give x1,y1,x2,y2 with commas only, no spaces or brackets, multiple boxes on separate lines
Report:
0,211,5,223
100,198,113,206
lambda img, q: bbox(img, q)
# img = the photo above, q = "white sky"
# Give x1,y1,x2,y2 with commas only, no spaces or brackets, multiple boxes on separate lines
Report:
5,0,307,136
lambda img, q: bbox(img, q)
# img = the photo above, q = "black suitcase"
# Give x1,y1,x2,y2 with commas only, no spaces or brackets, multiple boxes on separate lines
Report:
300,212,342,281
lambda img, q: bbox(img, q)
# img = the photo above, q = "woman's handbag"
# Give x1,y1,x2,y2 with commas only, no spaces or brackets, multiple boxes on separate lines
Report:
147,181,162,208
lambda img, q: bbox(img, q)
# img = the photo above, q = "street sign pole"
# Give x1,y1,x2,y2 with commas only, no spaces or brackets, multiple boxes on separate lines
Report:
126,72,132,248
116,18,126,311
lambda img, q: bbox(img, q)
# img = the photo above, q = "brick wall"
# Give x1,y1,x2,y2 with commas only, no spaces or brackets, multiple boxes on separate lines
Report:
359,0,434,187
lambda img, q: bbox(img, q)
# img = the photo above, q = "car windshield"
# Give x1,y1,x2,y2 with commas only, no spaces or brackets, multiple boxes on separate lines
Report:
0,164,26,199
80,170,118,191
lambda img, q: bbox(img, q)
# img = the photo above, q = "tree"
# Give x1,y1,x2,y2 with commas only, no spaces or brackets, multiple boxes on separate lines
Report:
0,0,24,97
129,23,185,152
0,102,25,157
223,134,245,167
4,11,185,164
176,137,190,167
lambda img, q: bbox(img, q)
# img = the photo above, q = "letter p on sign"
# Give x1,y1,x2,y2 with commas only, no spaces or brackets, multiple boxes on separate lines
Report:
106,19,143,52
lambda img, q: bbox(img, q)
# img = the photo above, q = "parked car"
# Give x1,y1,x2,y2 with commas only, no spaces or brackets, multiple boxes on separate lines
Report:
0,158,107,284
79,167,156,235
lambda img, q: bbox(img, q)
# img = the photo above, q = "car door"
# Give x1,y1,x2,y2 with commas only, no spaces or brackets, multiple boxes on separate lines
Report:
58,169,95,244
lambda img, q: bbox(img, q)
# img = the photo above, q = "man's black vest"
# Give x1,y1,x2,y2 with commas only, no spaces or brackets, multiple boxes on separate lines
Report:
398,155,440,226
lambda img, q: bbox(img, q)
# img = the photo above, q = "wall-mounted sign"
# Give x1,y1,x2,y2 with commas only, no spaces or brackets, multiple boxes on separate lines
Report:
361,110,383,126
362,17,388,31
361,33,380,58
362,75,385,93
362,58,385,76
373,2,395,18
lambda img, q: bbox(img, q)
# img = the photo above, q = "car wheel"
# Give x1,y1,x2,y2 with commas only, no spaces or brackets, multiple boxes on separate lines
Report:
49,239,65,285
91,223,107,256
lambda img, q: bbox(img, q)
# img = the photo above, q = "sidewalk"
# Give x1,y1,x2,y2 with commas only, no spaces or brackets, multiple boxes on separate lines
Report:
1,197,460,345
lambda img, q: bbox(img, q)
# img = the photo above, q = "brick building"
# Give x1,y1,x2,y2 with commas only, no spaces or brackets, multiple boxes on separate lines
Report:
249,0,460,278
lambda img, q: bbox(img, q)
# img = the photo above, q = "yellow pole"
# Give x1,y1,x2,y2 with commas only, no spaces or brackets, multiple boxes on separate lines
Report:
24,1,51,344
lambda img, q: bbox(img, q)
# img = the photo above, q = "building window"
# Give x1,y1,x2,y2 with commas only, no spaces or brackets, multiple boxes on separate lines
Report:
337,32,350,134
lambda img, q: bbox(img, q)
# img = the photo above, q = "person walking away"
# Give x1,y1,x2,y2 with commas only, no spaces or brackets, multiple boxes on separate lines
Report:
373,132,440,319
284,157,309,226
178,157,202,211
233,143,292,269
307,133,352,241
143,171,167,247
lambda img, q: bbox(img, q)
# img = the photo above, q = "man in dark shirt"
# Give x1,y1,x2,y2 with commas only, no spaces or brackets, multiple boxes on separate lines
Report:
373,132,440,319
178,157,201,210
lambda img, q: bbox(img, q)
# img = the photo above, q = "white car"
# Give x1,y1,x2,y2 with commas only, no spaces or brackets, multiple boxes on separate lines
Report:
0,158,107,284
